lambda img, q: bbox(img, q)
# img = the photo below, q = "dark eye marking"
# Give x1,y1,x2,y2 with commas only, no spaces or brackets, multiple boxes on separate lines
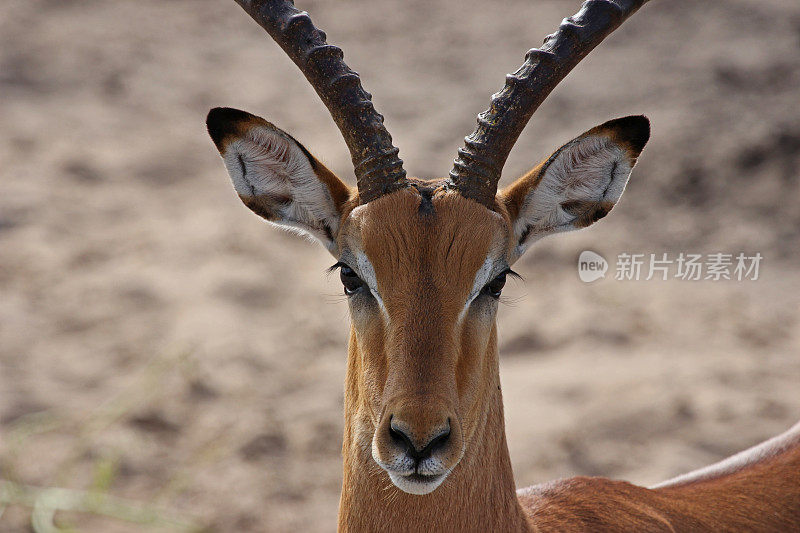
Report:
481,269,520,299
329,262,366,296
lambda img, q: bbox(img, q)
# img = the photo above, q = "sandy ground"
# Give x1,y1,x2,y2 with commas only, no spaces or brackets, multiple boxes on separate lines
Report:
1,0,799,531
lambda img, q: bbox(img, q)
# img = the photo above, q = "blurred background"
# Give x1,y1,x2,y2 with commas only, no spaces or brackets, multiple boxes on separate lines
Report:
1,0,799,531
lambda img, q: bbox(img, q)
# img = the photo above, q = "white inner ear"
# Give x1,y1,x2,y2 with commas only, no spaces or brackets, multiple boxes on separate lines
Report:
222,126,341,247
513,135,630,247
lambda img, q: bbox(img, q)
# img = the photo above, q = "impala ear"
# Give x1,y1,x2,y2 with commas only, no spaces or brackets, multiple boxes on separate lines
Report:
207,107,352,254
500,115,649,262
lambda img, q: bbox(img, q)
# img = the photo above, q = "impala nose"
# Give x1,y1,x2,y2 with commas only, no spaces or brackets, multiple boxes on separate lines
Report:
388,415,451,461
372,402,465,493
389,416,450,461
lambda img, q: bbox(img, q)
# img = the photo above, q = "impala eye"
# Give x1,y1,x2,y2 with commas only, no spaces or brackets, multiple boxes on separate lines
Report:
482,270,513,299
339,265,365,295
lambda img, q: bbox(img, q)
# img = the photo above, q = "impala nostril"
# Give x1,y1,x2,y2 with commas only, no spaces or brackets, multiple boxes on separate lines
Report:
388,416,415,452
430,426,451,449
387,416,452,460
423,424,450,456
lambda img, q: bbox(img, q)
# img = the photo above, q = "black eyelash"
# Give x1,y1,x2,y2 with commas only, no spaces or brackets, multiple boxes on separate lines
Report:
329,263,521,282
327,261,346,274
506,268,523,281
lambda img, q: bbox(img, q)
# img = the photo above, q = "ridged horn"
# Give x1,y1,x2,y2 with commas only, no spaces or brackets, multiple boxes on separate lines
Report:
233,0,407,203
449,0,649,207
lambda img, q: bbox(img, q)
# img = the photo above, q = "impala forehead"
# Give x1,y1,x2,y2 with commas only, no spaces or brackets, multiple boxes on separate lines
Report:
339,186,509,305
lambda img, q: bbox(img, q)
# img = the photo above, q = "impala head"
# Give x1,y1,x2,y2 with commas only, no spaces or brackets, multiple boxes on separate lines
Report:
207,0,649,496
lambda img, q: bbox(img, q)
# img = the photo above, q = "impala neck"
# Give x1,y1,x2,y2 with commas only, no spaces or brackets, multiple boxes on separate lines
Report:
337,330,531,532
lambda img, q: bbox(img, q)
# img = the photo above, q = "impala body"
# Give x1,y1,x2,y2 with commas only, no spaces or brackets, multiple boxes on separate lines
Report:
207,0,800,530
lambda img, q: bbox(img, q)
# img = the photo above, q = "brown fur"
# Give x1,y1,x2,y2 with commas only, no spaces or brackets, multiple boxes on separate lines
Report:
502,162,548,222
520,422,800,531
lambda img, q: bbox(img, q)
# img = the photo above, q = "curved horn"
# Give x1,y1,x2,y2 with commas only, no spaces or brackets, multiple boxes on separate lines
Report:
449,0,649,207
233,0,406,203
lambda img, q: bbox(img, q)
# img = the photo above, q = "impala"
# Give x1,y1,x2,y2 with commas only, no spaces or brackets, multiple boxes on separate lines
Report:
206,0,800,530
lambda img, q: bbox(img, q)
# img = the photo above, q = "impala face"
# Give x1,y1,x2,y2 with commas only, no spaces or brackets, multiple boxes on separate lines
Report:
338,187,510,494
207,107,649,496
